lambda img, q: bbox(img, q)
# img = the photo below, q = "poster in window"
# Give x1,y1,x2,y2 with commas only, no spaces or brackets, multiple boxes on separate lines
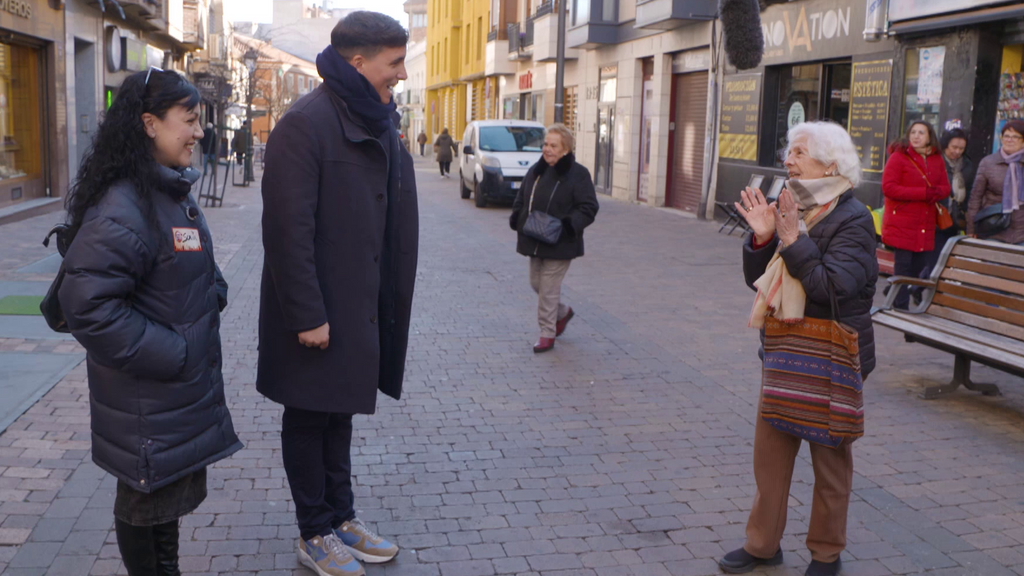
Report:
916,47,944,106
848,58,892,173
719,73,762,162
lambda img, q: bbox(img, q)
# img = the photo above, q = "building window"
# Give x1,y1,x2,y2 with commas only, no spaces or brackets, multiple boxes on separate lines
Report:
766,61,851,166
563,86,578,136
477,17,483,61
0,42,42,185
466,24,471,64
573,0,616,25
903,46,944,131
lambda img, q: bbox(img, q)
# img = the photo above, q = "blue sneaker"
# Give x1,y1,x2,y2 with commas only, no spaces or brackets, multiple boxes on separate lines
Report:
297,533,365,576
335,518,399,563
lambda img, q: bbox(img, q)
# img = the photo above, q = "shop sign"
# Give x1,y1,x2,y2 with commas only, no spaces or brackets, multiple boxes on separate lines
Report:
787,102,805,128
123,38,147,72
916,46,944,105
518,71,533,91
889,0,1004,22
758,0,872,66
0,0,32,19
671,48,710,74
719,73,761,162
847,56,892,173
105,26,122,73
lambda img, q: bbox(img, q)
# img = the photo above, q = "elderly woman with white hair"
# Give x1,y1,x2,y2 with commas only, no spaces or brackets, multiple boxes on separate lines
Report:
510,123,599,353
719,121,878,576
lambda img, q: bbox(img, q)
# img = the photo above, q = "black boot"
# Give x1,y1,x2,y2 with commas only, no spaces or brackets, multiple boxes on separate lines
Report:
718,548,784,574
114,518,157,576
152,520,181,576
805,557,842,576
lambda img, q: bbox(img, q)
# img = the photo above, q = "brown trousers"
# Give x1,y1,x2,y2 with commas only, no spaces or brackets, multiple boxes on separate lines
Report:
528,257,571,338
743,407,854,563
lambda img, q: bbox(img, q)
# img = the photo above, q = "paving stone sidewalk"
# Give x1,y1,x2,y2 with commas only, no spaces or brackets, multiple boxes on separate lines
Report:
1,155,1024,576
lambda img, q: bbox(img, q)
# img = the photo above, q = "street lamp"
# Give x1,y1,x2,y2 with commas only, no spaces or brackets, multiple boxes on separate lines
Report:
242,48,258,185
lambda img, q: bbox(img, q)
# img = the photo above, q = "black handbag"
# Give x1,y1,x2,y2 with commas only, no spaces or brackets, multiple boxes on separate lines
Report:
974,204,1012,238
39,224,72,333
521,178,563,245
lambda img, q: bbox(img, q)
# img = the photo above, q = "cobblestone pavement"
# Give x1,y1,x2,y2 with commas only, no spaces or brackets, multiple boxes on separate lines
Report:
1,155,1024,576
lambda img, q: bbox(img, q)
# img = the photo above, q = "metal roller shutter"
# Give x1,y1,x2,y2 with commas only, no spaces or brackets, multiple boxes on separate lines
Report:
669,71,708,213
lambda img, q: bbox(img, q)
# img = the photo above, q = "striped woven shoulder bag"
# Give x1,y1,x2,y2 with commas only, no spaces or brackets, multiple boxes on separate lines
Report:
759,281,864,448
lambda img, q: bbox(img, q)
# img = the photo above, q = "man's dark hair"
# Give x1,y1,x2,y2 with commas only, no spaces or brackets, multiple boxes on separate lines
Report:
939,128,968,152
331,11,408,60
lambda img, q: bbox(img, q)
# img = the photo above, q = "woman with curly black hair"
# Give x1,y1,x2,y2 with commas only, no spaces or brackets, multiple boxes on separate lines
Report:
58,68,242,575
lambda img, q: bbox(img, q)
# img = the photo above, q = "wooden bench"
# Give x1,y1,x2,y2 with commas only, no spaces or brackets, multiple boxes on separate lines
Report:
872,237,1024,399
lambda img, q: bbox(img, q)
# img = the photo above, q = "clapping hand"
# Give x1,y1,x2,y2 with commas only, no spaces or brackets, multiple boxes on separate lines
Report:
772,188,800,247
735,187,776,245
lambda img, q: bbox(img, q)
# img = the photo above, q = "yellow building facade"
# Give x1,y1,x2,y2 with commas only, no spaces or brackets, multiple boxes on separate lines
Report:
425,0,491,144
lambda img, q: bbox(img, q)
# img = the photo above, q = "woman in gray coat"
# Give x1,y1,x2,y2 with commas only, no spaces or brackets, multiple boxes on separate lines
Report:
434,127,457,178
59,70,241,575
967,120,1024,245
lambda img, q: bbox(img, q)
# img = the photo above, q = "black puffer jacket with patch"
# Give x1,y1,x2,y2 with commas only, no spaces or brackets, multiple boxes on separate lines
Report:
743,190,879,377
58,166,242,493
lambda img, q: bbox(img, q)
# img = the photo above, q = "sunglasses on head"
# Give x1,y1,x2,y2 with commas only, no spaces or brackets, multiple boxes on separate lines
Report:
145,66,164,85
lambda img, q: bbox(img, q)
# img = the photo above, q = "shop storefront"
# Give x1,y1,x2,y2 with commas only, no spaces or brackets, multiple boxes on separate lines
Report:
884,0,1022,164
714,0,895,211
0,0,67,216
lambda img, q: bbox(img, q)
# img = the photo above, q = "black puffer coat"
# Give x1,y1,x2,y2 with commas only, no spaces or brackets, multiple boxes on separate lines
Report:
510,153,600,260
59,166,242,493
743,191,879,377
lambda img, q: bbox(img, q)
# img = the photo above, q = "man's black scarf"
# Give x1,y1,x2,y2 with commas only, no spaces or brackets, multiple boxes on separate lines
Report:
316,46,397,136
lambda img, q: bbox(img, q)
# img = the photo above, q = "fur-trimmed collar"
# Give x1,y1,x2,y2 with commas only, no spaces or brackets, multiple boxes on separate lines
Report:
535,152,575,176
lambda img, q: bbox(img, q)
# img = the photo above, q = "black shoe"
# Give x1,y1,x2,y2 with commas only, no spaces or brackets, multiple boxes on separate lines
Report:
805,558,841,576
718,548,783,574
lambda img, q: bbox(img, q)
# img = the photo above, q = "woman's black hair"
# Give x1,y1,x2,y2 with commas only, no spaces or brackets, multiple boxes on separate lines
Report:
939,128,968,152
64,69,201,238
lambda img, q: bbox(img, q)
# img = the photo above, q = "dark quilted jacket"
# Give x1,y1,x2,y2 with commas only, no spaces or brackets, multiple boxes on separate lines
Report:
510,153,600,260
58,167,242,493
743,191,879,378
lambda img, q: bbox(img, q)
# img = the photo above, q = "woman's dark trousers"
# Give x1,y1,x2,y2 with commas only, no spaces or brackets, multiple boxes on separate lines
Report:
281,407,356,541
115,519,180,576
439,161,451,175
892,248,930,309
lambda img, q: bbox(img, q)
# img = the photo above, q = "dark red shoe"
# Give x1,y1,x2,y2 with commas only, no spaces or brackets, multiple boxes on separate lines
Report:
555,308,574,337
533,337,555,353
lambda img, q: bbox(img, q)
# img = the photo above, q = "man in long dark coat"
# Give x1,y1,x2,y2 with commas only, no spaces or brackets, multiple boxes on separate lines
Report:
258,11,418,576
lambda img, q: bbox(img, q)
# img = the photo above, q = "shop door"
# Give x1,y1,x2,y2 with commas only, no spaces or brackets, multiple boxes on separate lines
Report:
0,40,46,210
667,71,708,212
637,59,654,202
595,106,615,194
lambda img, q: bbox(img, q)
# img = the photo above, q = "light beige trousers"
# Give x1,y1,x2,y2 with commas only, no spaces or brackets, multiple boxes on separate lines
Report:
743,406,854,563
528,257,571,338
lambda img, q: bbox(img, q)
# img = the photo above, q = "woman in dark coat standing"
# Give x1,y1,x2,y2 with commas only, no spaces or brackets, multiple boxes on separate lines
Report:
58,70,242,575
510,124,599,353
881,121,951,309
720,121,877,576
434,127,456,178
966,119,1024,245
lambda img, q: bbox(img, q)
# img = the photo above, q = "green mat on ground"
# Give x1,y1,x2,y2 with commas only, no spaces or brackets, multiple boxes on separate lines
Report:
0,295,44,316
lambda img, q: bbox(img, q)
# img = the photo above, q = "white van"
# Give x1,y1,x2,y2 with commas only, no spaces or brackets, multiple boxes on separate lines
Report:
458,120,545,207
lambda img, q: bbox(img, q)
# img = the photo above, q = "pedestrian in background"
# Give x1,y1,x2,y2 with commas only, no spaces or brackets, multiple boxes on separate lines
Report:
434,127,456,178
881,121,950,309
722,121,877,576
200,121,218,173
259,11,418,576
967,119,1024,245
510,123,599,353
417,130,427,156
58,68,242,576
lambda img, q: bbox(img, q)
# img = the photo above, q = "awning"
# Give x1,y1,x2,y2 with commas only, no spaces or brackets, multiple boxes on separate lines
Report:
888,3,1024,35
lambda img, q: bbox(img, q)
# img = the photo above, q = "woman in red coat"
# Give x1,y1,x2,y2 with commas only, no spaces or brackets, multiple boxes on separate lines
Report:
881,121,951,309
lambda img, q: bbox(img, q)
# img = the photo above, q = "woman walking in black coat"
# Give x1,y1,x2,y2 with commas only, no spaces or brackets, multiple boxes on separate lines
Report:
434,127,456,178
510,124,599,353
58,69,242,575
719,121,877,576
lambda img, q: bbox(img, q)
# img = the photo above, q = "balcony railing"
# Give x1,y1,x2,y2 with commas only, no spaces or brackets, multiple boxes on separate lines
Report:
507,22,521,54
487,29,497,41
523,16,535,47
536,1,555,17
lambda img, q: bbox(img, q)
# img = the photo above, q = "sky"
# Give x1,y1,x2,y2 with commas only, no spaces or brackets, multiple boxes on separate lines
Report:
223,0,408,27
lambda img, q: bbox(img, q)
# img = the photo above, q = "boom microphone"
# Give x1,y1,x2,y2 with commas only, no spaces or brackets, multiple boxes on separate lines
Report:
719,0,764,71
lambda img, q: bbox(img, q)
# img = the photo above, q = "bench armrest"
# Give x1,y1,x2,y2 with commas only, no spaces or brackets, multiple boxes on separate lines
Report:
877,276,937,312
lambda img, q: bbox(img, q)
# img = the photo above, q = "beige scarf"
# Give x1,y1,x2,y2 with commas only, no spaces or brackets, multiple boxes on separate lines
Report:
748,176,851,329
